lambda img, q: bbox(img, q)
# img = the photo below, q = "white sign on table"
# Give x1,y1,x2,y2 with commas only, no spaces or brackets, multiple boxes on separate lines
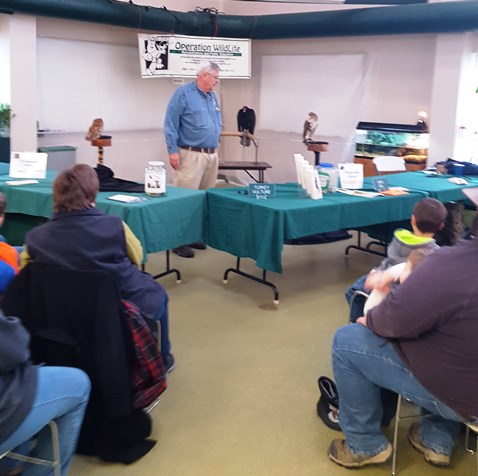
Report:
248,183,276,200
9,152,47,179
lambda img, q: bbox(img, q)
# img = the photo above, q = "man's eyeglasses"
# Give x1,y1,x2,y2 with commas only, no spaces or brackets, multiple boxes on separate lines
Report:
205,72,220,82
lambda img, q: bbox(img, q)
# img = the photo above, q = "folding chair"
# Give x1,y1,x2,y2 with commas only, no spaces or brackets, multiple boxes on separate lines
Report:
391,394,421,476
345,228,389,258
0,420,61,476
2,263,152,460
390,396,470,476
348,290,370,323
465,422,478,475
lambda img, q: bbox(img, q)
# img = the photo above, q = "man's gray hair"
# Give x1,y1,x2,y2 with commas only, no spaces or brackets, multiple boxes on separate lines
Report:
197,61,220,75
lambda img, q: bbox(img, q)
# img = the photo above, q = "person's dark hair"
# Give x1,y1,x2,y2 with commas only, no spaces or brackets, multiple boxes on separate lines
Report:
0,192,6,217
434,201,465,246
413,198,447,234
53,164,99,213
471,213,478,237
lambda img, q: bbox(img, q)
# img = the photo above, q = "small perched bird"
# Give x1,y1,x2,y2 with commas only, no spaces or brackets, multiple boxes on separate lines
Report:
303,112,318,142
85,118,104,141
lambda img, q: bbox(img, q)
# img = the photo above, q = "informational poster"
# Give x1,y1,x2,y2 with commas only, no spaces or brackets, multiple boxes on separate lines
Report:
138,34,251,79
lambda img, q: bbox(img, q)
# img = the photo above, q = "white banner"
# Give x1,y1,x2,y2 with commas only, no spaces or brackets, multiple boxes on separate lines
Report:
138,34,251,79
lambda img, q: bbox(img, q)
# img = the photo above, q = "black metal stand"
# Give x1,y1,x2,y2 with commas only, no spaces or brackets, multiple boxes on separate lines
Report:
218,161,272,183
345,231,387,258
143,250,182,283
314,151,321,166
223,257,279,304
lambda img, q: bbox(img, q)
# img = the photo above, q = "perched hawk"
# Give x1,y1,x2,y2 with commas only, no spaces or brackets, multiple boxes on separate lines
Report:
303,112,318,142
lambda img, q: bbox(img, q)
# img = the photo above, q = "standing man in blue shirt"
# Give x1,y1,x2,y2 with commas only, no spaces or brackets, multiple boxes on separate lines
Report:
164,61,222,258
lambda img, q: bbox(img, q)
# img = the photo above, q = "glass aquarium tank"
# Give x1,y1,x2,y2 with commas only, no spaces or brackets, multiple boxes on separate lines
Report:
355,121,429,164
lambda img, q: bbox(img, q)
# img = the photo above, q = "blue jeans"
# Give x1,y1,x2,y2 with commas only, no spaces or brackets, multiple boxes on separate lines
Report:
153,284,171,359
0,366,91,476
332,324,465,456
344,274,368,322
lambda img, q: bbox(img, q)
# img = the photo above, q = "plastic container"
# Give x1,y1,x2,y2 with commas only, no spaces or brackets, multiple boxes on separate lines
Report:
318,162,339,192
145,161,166,196
453,163,465,176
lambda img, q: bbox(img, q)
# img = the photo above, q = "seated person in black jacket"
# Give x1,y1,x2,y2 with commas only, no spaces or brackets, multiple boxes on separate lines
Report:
20,164,174,372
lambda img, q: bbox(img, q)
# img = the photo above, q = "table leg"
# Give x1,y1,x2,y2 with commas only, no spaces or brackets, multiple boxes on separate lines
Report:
143,250,182,283
223,257,279,304
345,231,387,258
244,169,260,183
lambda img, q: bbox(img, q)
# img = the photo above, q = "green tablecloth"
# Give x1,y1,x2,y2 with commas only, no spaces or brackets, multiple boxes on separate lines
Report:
0,171,205,255
364,172,478,202
205,183,427,273
96,188,205,255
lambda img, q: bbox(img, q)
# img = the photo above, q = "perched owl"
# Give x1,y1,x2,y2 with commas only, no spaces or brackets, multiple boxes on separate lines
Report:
303,112,318,142
85,118,104,141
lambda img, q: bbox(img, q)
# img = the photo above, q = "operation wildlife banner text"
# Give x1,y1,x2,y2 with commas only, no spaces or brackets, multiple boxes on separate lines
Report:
138,34,251,79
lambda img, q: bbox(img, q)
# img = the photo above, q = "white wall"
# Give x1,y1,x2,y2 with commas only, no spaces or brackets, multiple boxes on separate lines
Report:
219,34,437,182
3,12,474,184
0,17,10,104
9,15,37,153
36,37,178,132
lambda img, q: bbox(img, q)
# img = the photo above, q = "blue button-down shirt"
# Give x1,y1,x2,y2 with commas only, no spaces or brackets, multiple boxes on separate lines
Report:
164,81,222,154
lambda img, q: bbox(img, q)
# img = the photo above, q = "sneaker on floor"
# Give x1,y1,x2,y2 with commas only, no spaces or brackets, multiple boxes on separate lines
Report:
327,439,392,468
172,246,194,258
163,353,176,374
189,241,207,250
407,421,451,467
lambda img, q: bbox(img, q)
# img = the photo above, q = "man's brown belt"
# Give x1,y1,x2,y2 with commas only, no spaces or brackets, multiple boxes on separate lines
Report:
180,146,216,154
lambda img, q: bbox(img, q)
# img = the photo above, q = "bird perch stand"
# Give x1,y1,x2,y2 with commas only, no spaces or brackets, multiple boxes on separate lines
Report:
85,118,112,165
90,136,112,165
305,140,329,166
220,131,259,162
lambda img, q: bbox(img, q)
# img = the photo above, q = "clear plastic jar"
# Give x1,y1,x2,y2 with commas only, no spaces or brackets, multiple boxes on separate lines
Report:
318,162,339,192
145,161,166,197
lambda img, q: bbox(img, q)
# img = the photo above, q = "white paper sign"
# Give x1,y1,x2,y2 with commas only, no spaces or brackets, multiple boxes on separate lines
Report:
9,152,47,179
6,180,40,186
338,163,364,190
107,194,147,203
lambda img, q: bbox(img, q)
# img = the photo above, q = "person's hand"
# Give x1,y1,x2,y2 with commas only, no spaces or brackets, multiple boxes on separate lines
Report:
364,270,383,291
365,270,393,293
169,153,180,171
356,316,368,327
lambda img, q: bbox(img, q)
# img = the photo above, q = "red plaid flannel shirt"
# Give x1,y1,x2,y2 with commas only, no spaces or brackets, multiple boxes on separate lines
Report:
121,300,167,409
